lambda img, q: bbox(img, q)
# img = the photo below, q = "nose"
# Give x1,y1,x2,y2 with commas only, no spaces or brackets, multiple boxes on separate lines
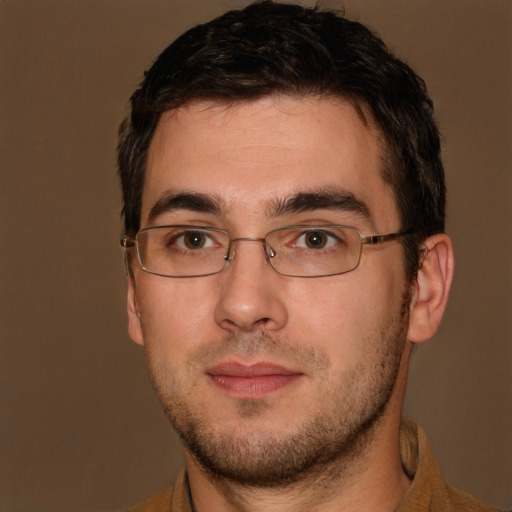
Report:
214,238,288,333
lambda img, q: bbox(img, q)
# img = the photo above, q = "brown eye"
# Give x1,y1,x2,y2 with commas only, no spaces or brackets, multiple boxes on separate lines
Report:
304,231,328,249
183,231,207,249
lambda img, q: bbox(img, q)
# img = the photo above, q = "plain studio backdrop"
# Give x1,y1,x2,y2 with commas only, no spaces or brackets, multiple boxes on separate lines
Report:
1,1,511,511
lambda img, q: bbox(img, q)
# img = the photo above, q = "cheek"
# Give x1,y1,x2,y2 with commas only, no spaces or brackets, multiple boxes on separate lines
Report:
289,279,364,352
136,276,219,349
288,267,405,352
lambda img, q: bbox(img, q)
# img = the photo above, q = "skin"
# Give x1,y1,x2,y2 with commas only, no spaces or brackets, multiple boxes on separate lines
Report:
127,96,454,512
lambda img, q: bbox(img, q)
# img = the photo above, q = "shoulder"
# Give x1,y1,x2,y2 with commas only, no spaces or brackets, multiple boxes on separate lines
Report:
398,419,502,512
127,468,191,512
128,487,173,512
444,485,503,512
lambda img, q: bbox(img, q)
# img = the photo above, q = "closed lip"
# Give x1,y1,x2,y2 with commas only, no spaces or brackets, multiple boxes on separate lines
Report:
206,361,302,377
206,361,304,398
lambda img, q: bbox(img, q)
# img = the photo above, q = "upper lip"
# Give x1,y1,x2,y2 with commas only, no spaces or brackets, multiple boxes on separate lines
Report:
206,362,302,377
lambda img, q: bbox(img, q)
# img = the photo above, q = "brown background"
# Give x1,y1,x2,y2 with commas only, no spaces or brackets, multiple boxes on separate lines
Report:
1,1,511,510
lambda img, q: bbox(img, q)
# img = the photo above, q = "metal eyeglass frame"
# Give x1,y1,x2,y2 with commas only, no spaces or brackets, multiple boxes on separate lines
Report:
120,225,413,278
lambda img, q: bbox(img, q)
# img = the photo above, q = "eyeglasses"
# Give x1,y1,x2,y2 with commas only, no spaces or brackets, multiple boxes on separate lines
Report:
121,224,412,278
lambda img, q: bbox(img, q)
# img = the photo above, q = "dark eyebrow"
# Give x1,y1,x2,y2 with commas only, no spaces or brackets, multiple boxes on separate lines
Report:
269,189,372,222
148,191,223,222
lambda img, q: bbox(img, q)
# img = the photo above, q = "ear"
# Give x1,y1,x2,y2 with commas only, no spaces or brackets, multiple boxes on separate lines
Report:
407,233,454,343
127,275,145,346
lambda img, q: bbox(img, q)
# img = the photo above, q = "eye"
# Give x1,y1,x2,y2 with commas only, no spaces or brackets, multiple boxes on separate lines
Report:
172,230,215,250
295,230,338,250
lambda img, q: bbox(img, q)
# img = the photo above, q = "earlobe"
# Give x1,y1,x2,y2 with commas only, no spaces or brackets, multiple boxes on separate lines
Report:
127,276,145,346
407,234,454,343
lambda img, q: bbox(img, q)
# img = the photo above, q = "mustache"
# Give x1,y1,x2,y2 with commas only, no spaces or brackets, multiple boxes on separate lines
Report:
187,331,330,374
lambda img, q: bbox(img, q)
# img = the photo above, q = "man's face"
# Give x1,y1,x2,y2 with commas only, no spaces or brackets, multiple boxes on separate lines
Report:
128,96,411,485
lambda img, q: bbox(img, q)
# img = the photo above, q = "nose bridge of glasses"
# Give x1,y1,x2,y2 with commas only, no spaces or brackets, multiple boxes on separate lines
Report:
226,236,274,262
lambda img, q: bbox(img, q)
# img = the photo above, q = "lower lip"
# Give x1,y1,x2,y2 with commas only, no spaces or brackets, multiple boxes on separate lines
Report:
208,374,302,399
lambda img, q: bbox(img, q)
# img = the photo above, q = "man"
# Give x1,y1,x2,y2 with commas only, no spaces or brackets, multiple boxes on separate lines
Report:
117,2,498,511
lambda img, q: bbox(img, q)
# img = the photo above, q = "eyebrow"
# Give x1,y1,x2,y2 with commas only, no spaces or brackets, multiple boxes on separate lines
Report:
269,189,372,222
148,191,224,222
147,188,373,226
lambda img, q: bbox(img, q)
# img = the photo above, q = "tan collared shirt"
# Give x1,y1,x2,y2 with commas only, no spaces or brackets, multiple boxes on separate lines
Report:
129,419,500,512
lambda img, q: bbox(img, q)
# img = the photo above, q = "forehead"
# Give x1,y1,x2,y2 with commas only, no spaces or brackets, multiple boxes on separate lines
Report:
143,96,398,230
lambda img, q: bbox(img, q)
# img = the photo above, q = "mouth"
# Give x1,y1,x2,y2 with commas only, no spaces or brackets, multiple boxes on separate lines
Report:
206,362,304,399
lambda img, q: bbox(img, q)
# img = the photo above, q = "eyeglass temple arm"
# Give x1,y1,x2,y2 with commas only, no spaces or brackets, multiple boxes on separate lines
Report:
361,229,412,246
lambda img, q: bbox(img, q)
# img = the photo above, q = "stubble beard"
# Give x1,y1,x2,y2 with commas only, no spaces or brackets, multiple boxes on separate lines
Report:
144,293,410,489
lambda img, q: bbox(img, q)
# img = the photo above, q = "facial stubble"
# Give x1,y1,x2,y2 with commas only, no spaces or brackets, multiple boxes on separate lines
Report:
144,293,409,489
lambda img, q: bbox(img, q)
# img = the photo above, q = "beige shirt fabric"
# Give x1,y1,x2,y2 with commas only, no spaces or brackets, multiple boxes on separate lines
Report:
129,419,500,512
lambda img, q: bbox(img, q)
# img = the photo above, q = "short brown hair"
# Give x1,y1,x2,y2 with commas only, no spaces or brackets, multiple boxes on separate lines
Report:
118,1,445,281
